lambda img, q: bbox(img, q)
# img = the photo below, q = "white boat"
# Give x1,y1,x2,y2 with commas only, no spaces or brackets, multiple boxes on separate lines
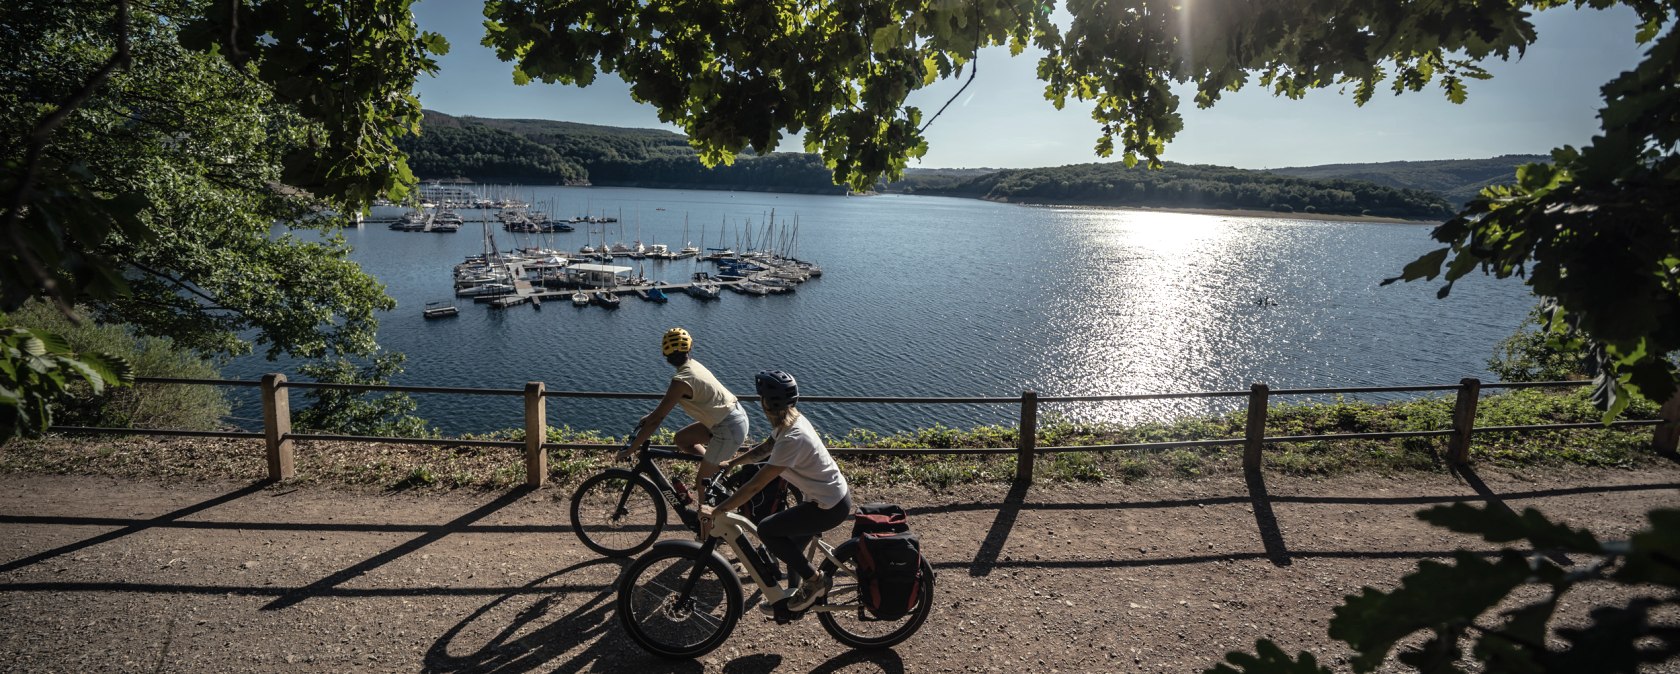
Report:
571,291,590,307
456,283,514,297
733,281,770,296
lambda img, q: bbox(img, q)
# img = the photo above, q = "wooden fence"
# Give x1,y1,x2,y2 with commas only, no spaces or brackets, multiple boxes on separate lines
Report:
46,375,1680,485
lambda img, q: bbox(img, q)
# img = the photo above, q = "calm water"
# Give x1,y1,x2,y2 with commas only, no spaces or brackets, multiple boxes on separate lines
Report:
227,187,1532,437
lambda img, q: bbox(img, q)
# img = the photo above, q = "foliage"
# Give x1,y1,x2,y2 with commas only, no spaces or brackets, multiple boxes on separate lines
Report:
2,0,443,438
292,352,436,439
1489,304,1597,383
482,0,1581,192
0,326,132,442
1,302,228,430
1381,4,1680,418
1210,504,1680,674
892,161,1452,218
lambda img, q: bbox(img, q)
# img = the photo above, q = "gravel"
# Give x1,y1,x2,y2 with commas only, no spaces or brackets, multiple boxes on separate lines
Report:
2,466,1679,673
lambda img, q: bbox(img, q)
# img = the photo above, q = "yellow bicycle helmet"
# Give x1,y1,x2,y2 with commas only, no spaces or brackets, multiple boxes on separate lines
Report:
661,327,693,356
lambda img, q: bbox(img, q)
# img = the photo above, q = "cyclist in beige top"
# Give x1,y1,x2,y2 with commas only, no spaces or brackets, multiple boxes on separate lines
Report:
620,328,750,483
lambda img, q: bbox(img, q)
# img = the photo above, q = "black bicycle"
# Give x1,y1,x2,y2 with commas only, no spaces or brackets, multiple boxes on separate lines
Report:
568,431,724,557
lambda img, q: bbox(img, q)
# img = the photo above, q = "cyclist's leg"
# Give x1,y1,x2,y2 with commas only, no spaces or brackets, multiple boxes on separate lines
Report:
757,494,852,585
694,404,748,482
673,421,712,457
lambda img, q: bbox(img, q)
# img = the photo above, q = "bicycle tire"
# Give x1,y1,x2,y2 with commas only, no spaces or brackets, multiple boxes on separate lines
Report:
816,547,935,650
570,469,667,557
617,546,742,659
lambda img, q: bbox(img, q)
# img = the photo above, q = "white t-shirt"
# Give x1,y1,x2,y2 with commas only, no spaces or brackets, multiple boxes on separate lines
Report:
768,414,850,509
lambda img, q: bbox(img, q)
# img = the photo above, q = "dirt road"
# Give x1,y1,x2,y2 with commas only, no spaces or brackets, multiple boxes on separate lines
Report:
2,467,1678,673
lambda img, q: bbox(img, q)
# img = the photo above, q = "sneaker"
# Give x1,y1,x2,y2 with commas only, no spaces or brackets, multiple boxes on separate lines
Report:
785,573,831,612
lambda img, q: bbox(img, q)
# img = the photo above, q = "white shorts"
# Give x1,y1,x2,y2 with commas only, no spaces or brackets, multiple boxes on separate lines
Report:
703,403,749,466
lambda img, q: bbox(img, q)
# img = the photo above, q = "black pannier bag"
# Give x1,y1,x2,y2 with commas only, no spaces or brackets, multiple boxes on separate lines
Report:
851,503,924,620
725,461,793,523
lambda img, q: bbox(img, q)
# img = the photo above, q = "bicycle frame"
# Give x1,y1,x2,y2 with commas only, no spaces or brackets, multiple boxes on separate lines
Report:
624,447,716,531
696,510,857,614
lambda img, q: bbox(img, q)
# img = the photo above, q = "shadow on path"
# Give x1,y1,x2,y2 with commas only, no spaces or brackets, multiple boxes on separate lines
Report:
0,480,269,574
422,557,658,674
1244,466,1292,567
1451,463,1573,566
263,485,535,611
969,480,1029,577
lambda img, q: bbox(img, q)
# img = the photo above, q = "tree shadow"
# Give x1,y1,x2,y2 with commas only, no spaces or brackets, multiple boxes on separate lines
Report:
968,479,1029,577
263,485,536,610
1244,465,1292,567
1450,463,1572,566
0,480,269,574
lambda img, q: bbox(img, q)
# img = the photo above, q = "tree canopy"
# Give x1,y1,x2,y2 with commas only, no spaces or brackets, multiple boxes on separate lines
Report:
2,0,446,436
484,0,1680,412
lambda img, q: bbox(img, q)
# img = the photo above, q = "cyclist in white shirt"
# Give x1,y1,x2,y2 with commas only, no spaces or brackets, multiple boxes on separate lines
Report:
621,328,750,483
701,370,852,614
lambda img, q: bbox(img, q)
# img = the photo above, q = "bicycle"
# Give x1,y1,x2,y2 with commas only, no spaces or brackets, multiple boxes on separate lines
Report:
614,491,936,659
568,430,725,557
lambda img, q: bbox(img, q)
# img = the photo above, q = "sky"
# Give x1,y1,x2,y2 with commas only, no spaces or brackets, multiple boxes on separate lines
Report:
411,3,1649,171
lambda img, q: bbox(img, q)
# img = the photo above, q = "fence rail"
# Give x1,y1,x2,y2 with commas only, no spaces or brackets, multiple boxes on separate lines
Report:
44,375,1680,485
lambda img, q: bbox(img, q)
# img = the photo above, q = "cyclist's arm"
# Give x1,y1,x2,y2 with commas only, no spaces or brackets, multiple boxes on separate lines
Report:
623,380,691,459
725,437,773,468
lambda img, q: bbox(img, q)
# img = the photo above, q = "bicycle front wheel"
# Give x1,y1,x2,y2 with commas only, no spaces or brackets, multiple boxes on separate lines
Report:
817,544,935,650
617,546,742,659
570,470,666,557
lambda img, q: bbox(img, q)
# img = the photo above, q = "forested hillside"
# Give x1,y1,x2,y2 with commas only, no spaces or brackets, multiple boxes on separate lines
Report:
1266,155,1542,205
892,163,1454,219
396,111,846,194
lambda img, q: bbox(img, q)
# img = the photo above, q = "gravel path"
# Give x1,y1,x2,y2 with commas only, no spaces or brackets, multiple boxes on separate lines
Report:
2,467,1679,673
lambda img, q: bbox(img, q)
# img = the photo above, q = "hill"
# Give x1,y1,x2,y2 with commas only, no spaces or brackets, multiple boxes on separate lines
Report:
889,162,1455,220
396,111,846,194
1266,155,1544,205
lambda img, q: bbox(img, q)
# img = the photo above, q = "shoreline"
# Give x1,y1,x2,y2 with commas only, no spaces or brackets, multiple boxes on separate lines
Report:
1020,202,1442,225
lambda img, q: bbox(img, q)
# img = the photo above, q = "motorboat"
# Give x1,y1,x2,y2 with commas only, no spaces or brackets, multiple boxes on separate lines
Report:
592,290,621,308
636,286,669,303
456,282,514,297
571,291,590,307
422,301,458,319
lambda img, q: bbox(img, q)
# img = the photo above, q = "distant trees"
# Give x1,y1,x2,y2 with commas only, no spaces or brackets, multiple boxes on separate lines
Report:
402,112,847,193
894,162,1453,219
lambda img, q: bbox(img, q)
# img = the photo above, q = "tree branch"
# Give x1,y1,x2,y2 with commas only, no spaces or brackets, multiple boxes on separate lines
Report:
2,0,133,308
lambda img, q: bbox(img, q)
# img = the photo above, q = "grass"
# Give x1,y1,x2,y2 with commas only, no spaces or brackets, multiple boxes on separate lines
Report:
0,388,1668,492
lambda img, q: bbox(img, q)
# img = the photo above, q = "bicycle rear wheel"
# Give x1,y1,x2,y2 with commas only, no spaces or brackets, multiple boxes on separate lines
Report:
570,470,666,557
617,546,742,659
816,544,935,650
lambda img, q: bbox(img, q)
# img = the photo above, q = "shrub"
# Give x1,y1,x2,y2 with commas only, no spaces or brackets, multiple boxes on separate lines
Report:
0,301,229,430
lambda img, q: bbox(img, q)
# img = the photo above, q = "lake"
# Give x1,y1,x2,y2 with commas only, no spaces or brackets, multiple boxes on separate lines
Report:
227,186,1533,438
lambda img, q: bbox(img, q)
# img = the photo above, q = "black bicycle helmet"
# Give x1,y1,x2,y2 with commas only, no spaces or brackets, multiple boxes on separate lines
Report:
755,370,799,409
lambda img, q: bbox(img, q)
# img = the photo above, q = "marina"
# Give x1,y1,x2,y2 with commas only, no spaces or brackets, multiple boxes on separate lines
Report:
436,194,824,315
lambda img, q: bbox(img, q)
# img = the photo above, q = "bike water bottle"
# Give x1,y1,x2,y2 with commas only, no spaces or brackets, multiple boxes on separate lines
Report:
673,480,693,506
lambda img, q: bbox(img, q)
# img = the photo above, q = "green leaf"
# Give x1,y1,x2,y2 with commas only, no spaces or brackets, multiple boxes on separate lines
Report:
1616,510,1680,587
1383,247,1450,285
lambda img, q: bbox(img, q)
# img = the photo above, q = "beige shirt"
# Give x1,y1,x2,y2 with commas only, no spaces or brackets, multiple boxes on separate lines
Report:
671,360,738,427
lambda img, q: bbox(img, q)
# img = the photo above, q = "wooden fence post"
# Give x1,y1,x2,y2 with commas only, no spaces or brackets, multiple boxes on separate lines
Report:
1016,390,1038,483
260,373,294,481
1656,391,1680,456
525,382,547,487
1243,383,1269,472
1449,377,1482,464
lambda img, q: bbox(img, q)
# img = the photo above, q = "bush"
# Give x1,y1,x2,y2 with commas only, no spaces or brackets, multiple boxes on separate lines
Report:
0,301,229,430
